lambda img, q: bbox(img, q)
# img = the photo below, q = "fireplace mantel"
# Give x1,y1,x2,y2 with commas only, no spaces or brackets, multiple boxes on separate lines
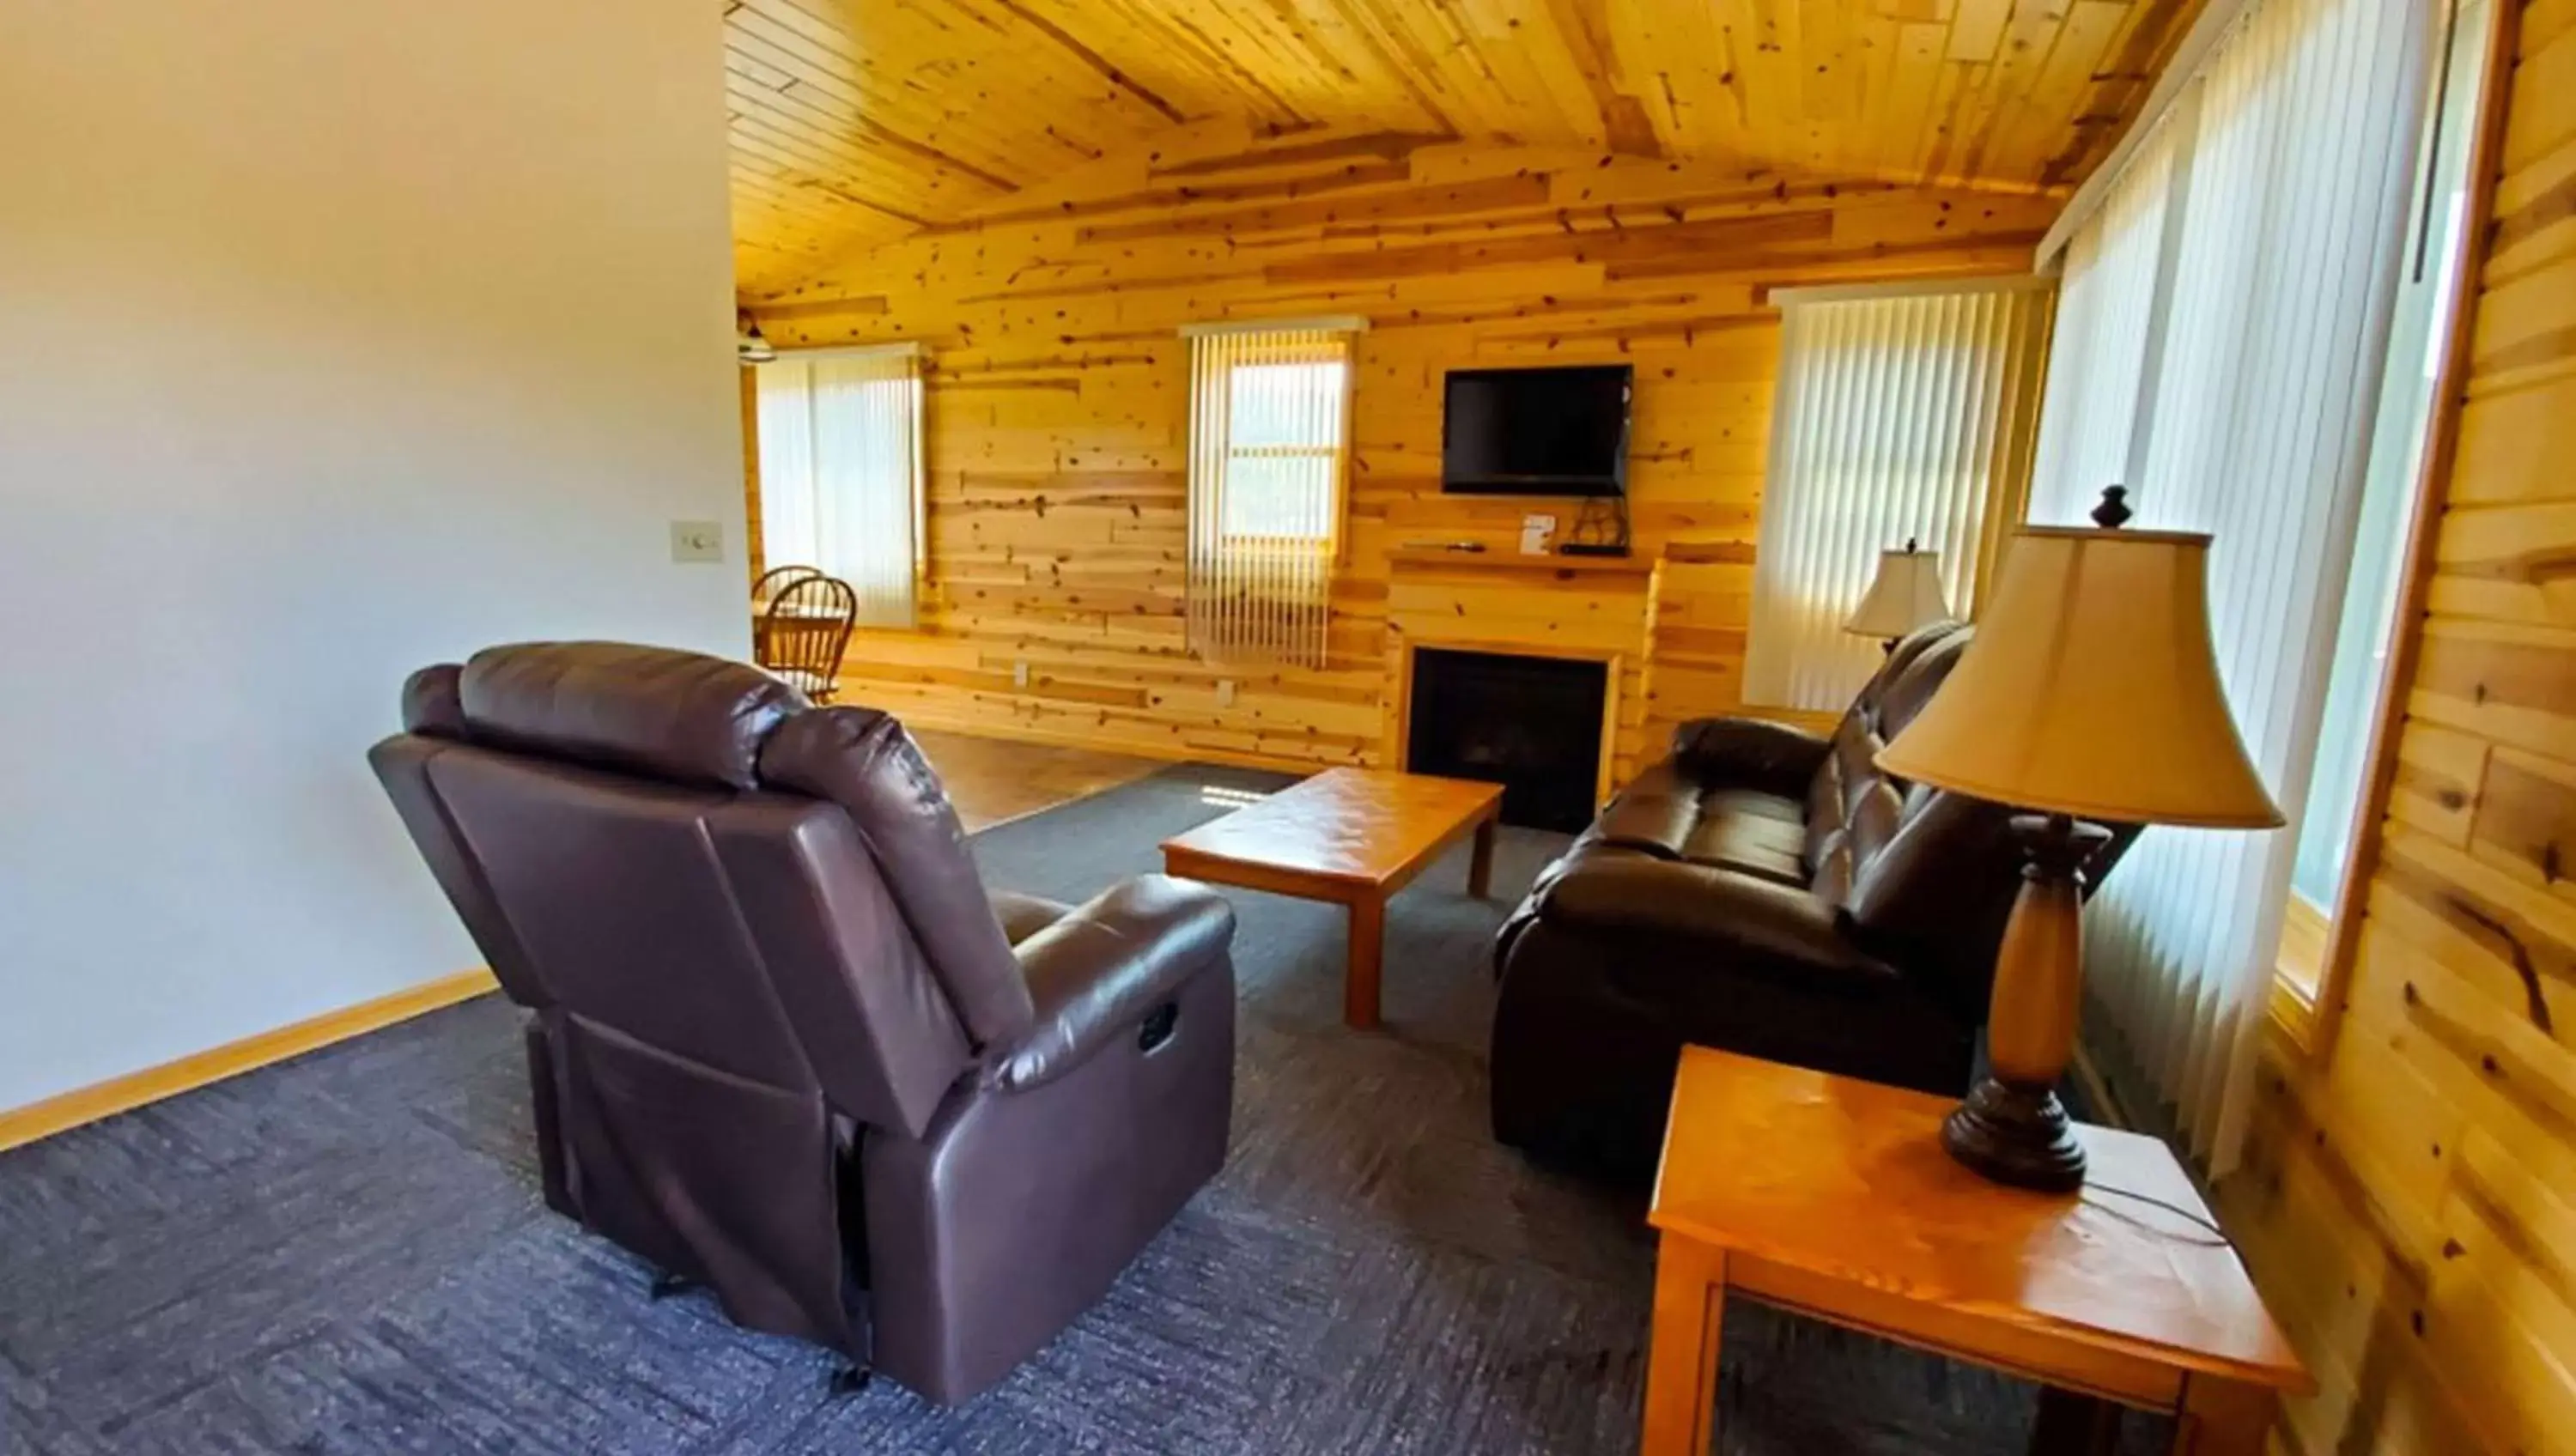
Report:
1386,546,1657,580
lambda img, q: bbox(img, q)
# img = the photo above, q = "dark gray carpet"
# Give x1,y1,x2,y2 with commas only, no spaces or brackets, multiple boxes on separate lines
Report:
1,762,2161,1454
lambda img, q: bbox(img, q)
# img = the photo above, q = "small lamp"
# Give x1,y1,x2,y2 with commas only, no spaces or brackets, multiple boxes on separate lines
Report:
1844,539,1952,649
1874,488,2282,1191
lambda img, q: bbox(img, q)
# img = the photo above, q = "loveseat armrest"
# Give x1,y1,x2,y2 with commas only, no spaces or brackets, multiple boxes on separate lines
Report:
983,875,1235,1092
1532,852,1899,992
1670,716,1832,798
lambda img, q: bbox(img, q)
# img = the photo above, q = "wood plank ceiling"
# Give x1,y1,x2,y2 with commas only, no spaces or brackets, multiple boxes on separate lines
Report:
725,0,2201,297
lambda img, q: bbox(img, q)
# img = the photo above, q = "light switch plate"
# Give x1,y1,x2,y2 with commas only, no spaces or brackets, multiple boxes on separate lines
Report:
670,520,725,563
1012,660,1031,689
1216,679,1237,707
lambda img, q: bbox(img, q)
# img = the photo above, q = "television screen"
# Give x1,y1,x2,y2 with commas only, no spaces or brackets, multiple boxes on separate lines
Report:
1441,365,1632,495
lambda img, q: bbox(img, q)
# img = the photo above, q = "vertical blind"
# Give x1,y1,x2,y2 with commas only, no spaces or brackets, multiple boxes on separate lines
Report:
2027,0,2433,1171
1742,281,2055,712
2029,119,2184,501
1184,321,1358,668
756,347,925,628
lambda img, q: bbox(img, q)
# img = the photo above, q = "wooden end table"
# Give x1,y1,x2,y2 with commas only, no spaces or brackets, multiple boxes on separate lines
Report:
1158,767,1503,1028
1643,1046,2310,1456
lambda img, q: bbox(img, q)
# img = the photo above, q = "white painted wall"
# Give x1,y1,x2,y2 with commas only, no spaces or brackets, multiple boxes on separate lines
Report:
0,0,747,1110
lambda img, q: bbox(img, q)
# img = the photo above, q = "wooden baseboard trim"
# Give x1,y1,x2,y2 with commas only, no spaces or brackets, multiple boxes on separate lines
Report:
0,968,499,1153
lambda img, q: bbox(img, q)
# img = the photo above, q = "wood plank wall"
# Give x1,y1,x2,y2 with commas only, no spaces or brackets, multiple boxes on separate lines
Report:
747,126,2056,776
740,365,764,579
2215,3,2576,1449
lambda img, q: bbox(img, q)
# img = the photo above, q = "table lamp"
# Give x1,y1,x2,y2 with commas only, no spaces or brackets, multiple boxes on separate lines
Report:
1874,489,2282,1191
1844,539,1952,649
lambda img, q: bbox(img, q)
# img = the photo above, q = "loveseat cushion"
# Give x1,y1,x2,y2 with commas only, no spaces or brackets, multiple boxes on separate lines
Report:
1678,801,1809,887
1526,852,1901,992
1585,763,1698,856
1583,764,1810,886
1669,717,1832,799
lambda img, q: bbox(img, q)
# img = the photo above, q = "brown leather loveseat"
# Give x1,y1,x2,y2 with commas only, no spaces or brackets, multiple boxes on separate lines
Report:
371,642,1236,1404
1489,622,2122,1178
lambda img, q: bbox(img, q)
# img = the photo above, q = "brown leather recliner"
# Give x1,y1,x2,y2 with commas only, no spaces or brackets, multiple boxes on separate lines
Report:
1490,622,2131,1179
369,642,1236,1404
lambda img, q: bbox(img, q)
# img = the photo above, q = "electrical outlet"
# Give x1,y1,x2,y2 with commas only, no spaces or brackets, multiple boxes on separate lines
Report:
1216,679,1237,707
1012,660,1030,689
669,520,725,563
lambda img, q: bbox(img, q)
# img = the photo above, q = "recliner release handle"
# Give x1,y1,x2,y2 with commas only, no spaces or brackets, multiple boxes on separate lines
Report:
1137,1003,1179,1053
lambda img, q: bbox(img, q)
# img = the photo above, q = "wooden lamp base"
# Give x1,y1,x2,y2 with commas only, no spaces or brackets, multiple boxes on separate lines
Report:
1943,813,2113,1194
1941,1077,2087,1192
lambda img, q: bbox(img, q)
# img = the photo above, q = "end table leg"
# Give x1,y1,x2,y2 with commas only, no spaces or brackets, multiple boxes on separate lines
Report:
2170,1378,2275,1456
1345,895,1385,1029
1467,812,1498,900
1642,1236,1726,1456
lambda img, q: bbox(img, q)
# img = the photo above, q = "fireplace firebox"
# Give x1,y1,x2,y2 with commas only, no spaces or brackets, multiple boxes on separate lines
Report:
1404,647,1607,834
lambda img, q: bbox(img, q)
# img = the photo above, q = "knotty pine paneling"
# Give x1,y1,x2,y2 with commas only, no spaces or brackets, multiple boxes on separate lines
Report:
740,365,764,580
745,130,2056,776
721,1,2205,295
2215,6,2576,1450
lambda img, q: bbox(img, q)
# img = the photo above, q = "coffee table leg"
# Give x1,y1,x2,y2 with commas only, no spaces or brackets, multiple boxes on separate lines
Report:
1642,1235,1725,1456
1345,895,1385,1029
2170,1378,2274,1456
1467,812,1498,900
2029,1389,2122,1454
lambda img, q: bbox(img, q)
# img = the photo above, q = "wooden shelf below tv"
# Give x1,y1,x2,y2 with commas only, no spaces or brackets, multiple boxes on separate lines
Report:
1387,546,1657,579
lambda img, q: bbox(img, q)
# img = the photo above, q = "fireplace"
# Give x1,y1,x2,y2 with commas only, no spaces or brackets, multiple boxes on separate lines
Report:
1405,647,1607,833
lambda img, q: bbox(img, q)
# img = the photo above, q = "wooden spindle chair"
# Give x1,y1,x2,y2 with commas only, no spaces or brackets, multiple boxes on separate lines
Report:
751,564,822,668
762,572,857,703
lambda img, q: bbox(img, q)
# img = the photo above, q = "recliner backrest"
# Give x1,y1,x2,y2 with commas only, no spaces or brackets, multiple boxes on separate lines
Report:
1801,622,2023,1012
369,641,1030,1139
759,707,1035,1046
1802,621,1969,894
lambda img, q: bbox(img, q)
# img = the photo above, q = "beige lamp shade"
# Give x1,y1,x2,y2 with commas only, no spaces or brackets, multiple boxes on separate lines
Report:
1844,545,1953,638
1875,526,2284,829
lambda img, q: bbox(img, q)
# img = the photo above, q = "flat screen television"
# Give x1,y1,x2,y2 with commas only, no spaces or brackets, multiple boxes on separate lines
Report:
1441,365,1632,496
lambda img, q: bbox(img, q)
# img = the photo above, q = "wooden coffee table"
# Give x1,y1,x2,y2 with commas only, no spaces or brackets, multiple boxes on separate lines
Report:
1643,1046,2309,1455
1158,767,1503,1028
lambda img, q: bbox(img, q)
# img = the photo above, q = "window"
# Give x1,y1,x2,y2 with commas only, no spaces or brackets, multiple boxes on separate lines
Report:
2285,3,2490,957
2026,0,2483,1168
1218,361,1345,538
754,345,925,628
1183,321,1359,667
1742,281,2055,712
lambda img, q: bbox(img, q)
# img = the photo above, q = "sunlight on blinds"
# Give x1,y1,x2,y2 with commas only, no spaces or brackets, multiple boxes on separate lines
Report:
756,348,925,628
1741,281,2054,712
1185,322,1357,668
2029,118,2183,507
2026,0,2434,1171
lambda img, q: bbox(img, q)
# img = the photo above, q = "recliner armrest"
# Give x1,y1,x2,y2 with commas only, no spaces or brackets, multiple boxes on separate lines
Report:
1670,717,1832,798
1532,852,1899,992
983,875,1235,1091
